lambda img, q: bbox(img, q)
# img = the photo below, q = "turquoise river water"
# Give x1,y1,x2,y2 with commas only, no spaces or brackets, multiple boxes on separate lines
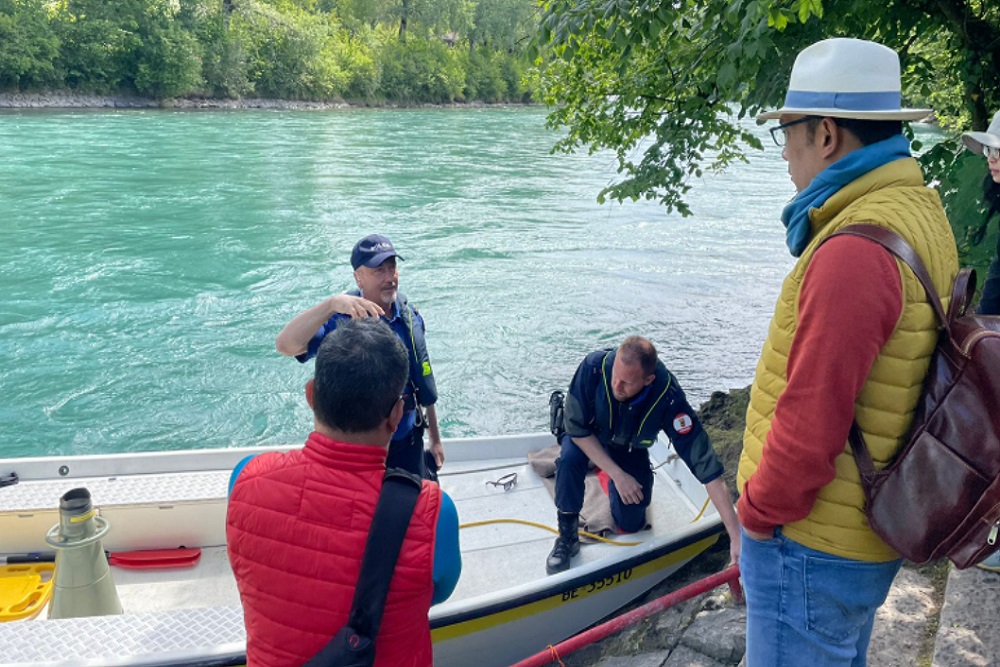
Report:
0,107,941,458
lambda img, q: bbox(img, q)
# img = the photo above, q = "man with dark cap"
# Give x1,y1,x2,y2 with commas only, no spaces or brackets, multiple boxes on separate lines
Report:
276,234,443,477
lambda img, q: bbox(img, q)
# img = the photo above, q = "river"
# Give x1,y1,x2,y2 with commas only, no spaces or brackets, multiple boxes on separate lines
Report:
0,107,940,457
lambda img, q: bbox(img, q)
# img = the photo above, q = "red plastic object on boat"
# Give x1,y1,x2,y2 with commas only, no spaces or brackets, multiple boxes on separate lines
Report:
108,548,201,570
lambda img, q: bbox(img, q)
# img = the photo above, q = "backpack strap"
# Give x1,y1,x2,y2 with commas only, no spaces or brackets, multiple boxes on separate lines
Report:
822,225,947,493
347,467,423,638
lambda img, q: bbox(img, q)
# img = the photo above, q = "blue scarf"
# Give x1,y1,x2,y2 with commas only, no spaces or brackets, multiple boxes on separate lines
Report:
781,134,912,257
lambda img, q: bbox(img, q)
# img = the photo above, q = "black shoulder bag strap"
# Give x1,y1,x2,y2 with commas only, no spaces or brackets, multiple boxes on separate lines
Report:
823,224,949,492
303,467,423,667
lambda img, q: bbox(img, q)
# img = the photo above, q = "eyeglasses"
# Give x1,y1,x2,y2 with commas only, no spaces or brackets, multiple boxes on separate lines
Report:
485,472,518,492
769,116,817,147
385,393,405,418
984,145,1000,160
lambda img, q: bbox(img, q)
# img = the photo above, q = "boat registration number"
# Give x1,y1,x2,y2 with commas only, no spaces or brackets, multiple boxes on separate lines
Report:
561,568,633,601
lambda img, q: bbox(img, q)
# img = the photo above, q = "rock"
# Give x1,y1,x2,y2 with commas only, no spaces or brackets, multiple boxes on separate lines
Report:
695,386,750,498
663,645,728,667
648,598,702,648
680,606,746,664
931,567,1000,667
867,566,936,666
596,652,670,667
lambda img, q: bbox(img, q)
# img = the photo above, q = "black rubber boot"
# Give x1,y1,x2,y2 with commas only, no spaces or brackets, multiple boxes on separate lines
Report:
546,511,580,575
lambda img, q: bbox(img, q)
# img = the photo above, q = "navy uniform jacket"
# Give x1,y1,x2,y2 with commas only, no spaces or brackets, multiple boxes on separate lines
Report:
563,349,723,484
296,291,437,440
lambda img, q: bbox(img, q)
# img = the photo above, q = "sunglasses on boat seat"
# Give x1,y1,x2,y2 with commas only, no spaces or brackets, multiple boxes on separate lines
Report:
485,472,518,492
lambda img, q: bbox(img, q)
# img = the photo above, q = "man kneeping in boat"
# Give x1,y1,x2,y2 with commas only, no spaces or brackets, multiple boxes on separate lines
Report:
546,336,741,575
227,319,461,667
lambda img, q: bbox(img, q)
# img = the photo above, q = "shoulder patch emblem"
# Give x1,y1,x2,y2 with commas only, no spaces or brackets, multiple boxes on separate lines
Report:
422,361,432,376
673,413,693,435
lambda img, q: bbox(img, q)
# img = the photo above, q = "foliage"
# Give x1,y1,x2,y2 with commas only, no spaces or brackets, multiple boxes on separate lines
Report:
0,0,538,103
536,0,1000,221
465,47,505,102
0,0,60,90
920,146,1000,283
380,36,466,102
135,21,204,97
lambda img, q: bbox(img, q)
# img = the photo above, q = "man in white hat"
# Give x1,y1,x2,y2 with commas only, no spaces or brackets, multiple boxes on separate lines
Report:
737,38,959,665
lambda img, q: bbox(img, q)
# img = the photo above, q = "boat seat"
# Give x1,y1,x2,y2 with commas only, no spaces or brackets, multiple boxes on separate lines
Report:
0,604,246,663
0,471,232,554
0,470,229,514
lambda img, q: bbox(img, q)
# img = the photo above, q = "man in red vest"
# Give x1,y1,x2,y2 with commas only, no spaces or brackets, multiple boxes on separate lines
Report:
228,319,461,666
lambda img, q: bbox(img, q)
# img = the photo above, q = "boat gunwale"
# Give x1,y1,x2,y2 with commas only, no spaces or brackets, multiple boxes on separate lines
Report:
429,518,723,628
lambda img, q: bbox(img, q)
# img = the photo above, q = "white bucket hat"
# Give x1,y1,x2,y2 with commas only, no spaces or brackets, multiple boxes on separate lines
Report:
961,110,1000,153
757,38,931,122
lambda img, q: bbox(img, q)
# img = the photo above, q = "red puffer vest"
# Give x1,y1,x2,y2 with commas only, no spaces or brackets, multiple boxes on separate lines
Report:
227,432,442,667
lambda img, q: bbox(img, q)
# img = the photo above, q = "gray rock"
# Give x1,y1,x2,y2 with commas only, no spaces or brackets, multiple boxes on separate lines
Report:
932,567,1000,667
867,567,936,666
663,645,728,667
637,598,703,652
596,653,670,667
680,606,746,664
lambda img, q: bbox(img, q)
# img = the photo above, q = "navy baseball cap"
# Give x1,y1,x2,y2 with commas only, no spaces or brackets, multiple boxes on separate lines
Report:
350,234,404,270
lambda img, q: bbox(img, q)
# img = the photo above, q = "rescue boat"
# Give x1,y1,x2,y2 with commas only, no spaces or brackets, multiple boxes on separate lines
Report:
0,432,726,666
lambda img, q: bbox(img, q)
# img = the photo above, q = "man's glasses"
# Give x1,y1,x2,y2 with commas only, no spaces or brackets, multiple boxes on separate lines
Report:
485,472,518,492
769,116,817,147
385,394,405,417
984,145,1000,160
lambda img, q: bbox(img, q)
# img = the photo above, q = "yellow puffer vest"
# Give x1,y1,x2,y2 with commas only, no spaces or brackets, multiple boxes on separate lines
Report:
738,158,958,561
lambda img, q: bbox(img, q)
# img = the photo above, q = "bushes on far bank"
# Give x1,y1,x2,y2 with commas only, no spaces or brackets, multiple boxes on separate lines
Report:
0,0,538,105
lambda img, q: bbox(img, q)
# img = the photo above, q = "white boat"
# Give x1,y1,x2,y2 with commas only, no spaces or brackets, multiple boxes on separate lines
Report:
0,433,726,666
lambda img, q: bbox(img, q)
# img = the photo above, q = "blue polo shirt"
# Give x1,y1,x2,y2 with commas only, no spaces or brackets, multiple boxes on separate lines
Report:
296,301,420,441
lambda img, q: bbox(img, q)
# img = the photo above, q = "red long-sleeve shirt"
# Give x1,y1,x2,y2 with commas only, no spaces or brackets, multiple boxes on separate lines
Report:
738,235,903,534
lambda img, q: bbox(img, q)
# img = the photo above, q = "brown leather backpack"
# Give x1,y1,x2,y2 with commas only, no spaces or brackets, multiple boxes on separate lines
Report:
829,224,1000,568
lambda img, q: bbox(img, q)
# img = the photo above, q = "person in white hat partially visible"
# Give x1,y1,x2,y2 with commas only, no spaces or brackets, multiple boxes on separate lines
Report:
962,111,1000,574
961,110,1000,318
736,38,959,666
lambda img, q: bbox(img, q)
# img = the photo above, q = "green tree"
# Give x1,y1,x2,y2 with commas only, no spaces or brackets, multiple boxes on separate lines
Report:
469,0,535,51
0,0,60,90
537,0,1000,215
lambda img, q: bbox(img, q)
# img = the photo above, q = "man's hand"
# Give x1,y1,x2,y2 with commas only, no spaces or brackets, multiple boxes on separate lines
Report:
428,437,445,468
612,471,644,504
329,294,384,318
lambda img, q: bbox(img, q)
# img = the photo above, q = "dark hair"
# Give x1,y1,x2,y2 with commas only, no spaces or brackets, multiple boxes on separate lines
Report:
618,336,658,376
984,174,1000,221
312,319,409,433
806,117,903,147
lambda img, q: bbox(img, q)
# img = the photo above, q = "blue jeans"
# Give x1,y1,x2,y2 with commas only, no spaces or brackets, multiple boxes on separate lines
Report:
740,527,901,667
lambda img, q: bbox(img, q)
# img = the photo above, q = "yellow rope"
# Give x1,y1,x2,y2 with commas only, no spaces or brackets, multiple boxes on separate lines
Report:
459,518,641,546
692,496,711,522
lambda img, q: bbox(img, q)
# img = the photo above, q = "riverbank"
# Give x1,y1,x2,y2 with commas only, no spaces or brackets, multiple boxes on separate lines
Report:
561,386,1000,667
0,92,535,110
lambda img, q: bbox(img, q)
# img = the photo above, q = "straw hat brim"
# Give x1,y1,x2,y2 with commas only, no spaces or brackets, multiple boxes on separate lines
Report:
961,131,1000,153
756,106,932,124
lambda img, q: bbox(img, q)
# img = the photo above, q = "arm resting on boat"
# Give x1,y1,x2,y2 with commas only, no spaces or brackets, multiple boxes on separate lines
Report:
432,491,461,604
